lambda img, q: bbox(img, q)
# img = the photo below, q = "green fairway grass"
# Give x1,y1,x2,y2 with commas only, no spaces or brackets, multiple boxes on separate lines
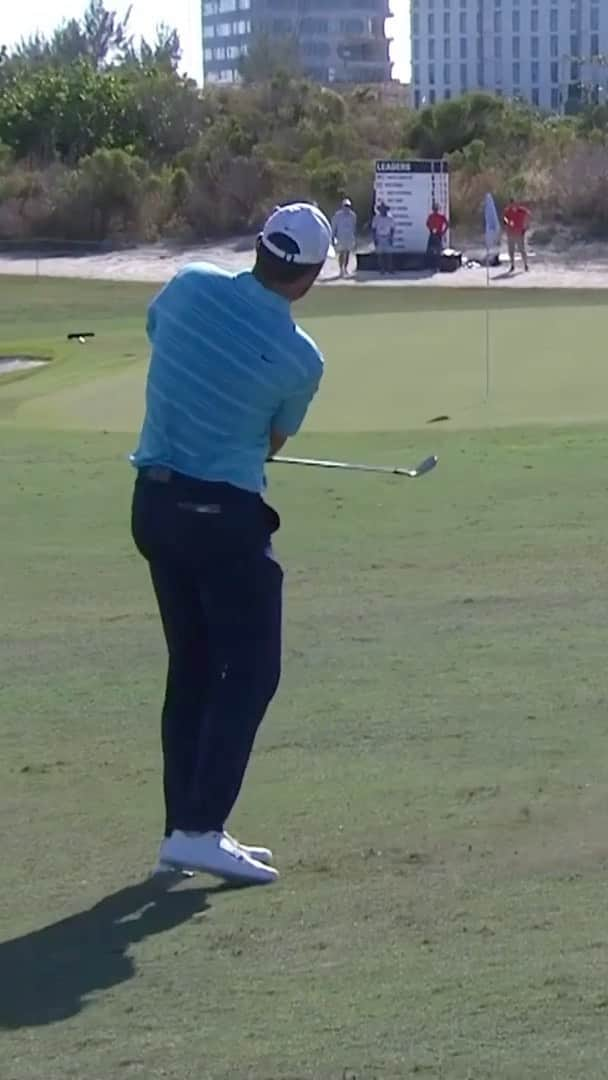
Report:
2,277,608,1079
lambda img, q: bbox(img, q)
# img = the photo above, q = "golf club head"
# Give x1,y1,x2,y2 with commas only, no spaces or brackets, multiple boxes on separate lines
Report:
399,455,438,478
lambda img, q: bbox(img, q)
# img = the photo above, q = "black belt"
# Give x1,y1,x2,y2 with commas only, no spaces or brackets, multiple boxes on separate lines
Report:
137,466,250,497
138,466,281,534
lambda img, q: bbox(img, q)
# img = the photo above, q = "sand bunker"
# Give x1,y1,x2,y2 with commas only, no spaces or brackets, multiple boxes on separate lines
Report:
1,235,608,288
0,356,48,374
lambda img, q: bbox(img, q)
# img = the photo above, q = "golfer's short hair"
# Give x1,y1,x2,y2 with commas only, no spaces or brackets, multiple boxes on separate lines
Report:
256,233,323,286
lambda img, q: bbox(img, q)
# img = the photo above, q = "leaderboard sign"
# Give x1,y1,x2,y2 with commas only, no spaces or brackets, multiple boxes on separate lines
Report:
374,160,450,253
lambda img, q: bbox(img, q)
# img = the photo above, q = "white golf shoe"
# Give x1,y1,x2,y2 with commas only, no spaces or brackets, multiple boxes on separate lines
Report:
225,832,273,866
153,830,278,885
153,832,273,876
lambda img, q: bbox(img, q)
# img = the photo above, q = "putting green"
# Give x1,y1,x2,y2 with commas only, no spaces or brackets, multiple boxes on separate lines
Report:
2,277,608,434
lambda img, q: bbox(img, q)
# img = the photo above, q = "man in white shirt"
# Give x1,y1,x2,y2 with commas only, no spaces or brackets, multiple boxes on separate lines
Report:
372,202,396,275
331,197,357,277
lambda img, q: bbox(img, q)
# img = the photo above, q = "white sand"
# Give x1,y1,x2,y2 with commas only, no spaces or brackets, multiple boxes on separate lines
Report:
1,236,607,288
0,357,48,374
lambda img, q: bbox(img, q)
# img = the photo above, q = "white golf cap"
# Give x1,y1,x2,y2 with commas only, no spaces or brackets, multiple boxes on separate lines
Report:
342,197,352,207
261,202,332,266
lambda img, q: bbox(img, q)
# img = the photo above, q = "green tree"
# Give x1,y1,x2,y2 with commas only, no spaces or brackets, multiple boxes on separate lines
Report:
71,146,147,238
121,67,201,161
11,1,132,69
0,61,133,161
135,25,182,71
407,93,538,160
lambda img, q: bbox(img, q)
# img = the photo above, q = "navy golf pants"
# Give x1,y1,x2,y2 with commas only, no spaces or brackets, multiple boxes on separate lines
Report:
131,468,283,835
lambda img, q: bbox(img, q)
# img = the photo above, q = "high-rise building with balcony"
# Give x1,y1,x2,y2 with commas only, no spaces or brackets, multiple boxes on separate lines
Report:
411,0,608,113
202,0,392,85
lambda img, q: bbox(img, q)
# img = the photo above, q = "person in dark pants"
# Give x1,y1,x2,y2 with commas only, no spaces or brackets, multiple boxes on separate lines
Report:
425,202,449,271
372,201,396,275
130,203,332,885
503,197,530,273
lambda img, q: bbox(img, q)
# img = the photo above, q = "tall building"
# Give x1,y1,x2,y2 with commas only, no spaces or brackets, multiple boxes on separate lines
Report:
202,0,392,85
411,0,608,112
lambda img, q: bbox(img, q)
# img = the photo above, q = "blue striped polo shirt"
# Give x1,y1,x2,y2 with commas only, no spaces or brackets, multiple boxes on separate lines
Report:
131,263,323,493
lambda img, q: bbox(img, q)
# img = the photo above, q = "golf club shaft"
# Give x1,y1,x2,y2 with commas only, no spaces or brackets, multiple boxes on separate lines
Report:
271,455,434,477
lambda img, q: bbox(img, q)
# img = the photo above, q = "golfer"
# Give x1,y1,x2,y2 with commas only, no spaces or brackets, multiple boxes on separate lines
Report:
503,197,530,273
130,203,332,885
331,197,357,277
372,201,396,275
425,201,448,270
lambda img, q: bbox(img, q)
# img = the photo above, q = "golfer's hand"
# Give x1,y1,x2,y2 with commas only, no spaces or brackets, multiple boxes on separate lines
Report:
268,430,288,459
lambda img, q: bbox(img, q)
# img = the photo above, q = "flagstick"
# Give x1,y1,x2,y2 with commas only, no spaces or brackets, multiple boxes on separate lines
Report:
485,245,491,402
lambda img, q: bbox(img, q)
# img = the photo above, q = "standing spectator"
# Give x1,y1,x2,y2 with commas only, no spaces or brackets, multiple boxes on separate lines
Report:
331,198,358,277
503,197,530,273
372,201,396,275
425,201,449,271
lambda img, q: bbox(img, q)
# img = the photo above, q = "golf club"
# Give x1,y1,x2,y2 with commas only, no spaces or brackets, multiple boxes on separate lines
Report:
271,453,438,479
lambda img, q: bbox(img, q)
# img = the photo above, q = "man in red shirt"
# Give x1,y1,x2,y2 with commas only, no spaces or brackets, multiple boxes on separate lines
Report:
503,198,530,272
426,202,449,270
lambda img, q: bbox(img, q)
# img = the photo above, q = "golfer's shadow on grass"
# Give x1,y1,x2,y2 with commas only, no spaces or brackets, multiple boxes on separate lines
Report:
0,876,227,1030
